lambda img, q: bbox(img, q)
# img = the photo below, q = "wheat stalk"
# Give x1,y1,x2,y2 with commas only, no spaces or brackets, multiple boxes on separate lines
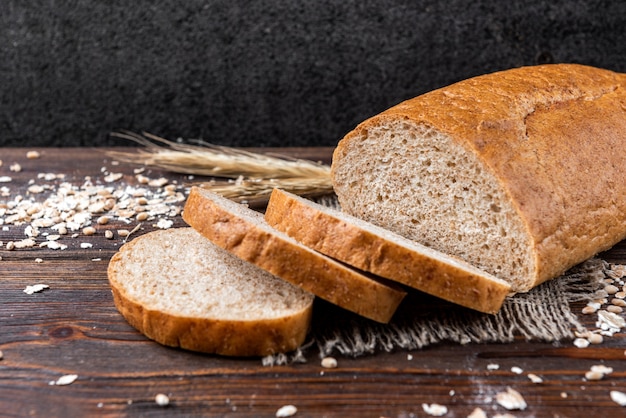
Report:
108,132,334,202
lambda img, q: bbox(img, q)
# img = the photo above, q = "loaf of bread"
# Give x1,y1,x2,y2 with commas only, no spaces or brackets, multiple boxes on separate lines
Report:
265,188,511,314
331,64,626,293
183,186,407,323
107,228,315,356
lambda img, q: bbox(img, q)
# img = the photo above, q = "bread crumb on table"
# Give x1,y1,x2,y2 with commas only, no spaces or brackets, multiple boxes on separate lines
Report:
23,284,49,294
495,387,527,411
275,404,297,417
422,403,448,416
49,374,78,386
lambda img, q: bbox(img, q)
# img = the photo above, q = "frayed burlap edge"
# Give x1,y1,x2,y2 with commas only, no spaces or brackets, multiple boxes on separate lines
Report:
263,256,611,366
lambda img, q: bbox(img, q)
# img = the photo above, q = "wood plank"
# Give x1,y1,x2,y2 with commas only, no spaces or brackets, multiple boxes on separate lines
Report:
1,147,625,417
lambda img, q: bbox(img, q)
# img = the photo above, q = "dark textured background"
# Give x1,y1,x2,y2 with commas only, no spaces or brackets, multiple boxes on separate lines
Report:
1,0,625,147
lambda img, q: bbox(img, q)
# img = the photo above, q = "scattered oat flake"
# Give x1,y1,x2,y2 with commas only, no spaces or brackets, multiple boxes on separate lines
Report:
10,163,21,172
104,172,124,182
275,404,297,417
510,366,523,374
0,176,12,183
527,373,543,383
591,365,613,375
148,177,169,187
49,374,78,386
496,387,527,410
34,258,43,263
80,242,93,249
487,363,500,370
27,150,41,159
24,284,49,294
597,310,626,330
156,218,173,229
27,185,45,194
422,403,448,416
611,390,626,406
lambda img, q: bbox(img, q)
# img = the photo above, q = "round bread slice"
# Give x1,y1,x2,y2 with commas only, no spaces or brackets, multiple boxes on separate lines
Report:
107,227,314,357
182,186,407,323
265,188,511,314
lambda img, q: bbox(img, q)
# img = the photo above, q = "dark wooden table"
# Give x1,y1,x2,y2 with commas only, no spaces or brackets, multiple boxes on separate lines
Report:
1,147,625,417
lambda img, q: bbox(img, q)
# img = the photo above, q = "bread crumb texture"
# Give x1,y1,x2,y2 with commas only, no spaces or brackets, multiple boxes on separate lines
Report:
111,229,312,320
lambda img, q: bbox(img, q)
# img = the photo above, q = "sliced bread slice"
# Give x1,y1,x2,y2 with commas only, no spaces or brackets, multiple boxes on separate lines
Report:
265,188,511,314
182,186,406,323
107,227,315,356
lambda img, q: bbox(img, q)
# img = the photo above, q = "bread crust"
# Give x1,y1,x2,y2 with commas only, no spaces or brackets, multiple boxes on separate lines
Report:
107,228,313,357
183,187,407,323
265,189,510,314
332,64,626,290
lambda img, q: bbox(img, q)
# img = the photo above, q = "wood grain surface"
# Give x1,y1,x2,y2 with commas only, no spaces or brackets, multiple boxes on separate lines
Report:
1,147,625,417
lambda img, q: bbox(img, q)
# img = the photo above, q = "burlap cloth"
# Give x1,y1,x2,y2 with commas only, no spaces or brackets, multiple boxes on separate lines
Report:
263,195,616,365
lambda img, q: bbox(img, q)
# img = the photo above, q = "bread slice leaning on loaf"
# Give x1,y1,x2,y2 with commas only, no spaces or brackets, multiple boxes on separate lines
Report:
265,188,511,314
183,186,407,323
331,63,626,293
107,228,314,357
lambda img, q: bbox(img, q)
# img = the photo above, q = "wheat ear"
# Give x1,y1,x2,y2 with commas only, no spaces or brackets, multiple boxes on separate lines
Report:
107,132,334,202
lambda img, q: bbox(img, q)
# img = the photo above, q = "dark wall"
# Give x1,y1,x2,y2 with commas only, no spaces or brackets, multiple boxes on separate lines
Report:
1,0,625,147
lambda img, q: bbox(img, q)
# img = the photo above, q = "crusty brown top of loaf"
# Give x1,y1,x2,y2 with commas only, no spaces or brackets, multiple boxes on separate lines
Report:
333,64,626,286
266,188,511,314
183,187,407,323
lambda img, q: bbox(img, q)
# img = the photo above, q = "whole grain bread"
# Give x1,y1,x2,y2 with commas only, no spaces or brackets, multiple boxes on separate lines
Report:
183,186,406,323
331,63,626,293
265,188,511,314
107,227,315,356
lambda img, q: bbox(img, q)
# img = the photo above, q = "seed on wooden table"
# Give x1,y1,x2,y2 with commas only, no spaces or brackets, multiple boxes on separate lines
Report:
105,230,114,239
582,305,598,315
118,229,130,237
155,393,170,406
136,212,149,221
97,216,110,225
611,298,626,307
585,370,605,381
611,390,626,406
103,198,116,211
6,241,15,250
467,407,487,418
82,226,96,236
587,333,604,345
26,150,40,159
321,357,338,368
275,405,297,417
606,305,623,314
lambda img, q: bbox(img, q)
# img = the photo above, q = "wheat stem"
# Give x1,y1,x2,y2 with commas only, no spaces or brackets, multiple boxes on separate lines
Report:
108,132,334,201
